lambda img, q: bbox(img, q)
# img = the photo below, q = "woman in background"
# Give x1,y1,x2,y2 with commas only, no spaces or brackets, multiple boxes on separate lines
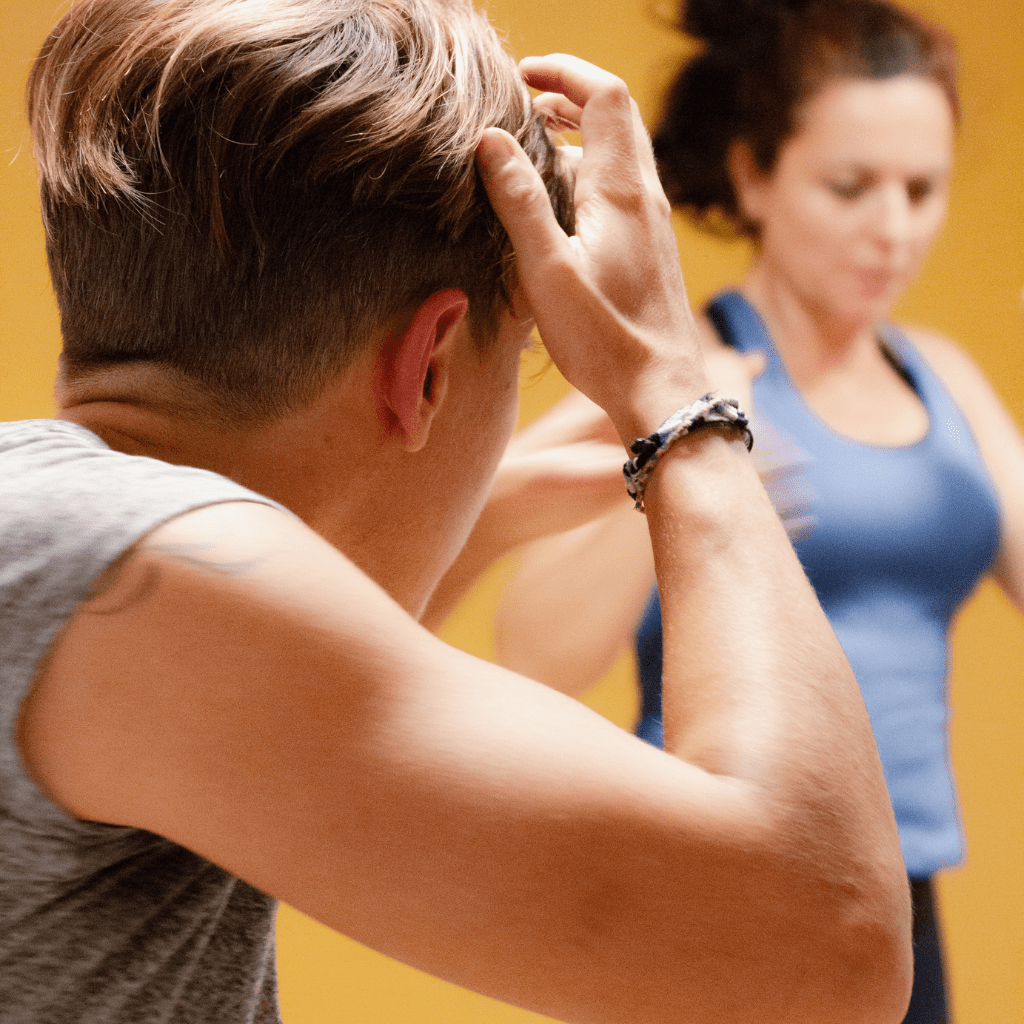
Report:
494,2,1024,1021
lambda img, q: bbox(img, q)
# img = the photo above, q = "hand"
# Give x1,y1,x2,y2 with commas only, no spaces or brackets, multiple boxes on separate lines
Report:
476,55,709,441
701,343,765,415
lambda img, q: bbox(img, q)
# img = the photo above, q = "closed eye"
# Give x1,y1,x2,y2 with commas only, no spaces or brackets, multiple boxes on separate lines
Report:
829,180,869,201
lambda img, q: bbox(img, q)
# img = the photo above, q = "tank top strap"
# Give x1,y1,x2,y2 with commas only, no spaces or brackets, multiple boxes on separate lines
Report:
706,290,774,356
705,289,819,441
705,290,990,467
706,289,793,387
877,325,988,463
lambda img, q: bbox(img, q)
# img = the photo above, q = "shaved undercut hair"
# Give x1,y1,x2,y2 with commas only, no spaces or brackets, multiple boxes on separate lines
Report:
29,0,572,419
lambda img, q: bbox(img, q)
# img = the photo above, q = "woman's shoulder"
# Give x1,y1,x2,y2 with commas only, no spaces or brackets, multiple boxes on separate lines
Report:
897,324,990,407
696,310,766,408
900,328,1024,606
899,324,967,362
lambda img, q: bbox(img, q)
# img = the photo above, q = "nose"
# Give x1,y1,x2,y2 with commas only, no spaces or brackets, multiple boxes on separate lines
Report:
871,184,912,251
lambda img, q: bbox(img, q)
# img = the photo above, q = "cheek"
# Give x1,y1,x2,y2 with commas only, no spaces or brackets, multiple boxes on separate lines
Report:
909,202,948,259
770,192,854,273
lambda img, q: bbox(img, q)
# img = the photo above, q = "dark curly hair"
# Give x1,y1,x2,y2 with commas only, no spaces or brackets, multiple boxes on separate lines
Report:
653,0,959,237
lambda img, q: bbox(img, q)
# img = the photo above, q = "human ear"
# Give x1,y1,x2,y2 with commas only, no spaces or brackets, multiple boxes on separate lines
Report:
727,140,767,227
376,288,469,452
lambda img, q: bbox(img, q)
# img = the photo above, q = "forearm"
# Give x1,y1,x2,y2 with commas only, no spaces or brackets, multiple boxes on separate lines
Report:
474,56,911,1019
641,421,882,798
641,426,909,992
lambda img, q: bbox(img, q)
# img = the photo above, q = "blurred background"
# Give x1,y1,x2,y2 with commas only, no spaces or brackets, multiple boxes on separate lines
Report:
2,0,1020,1020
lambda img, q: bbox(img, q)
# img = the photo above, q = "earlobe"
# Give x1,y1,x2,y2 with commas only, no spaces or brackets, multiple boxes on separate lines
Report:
376,288,468,453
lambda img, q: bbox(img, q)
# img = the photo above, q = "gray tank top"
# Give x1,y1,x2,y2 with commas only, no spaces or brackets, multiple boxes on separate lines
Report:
0,420,286,1023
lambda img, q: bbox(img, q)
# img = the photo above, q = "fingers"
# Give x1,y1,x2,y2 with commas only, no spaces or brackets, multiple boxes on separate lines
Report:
533,92,582,131
520,55,661,187
519,54,627,113
750,411,816,542
475,127,573,274
701,345,768,409
742,351,767,382
480,54,699,423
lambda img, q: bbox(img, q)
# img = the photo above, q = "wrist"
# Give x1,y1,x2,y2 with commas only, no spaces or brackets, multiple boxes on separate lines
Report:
605,366,714,446
622,395,753,512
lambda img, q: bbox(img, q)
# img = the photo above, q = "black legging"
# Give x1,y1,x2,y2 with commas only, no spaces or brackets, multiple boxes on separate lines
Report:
904,877,949,1024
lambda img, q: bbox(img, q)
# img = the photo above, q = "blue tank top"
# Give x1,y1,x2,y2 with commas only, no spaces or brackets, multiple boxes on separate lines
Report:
636,290,1001,875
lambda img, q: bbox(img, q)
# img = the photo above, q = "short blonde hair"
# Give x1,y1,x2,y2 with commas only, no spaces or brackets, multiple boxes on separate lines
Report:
30,0,571,419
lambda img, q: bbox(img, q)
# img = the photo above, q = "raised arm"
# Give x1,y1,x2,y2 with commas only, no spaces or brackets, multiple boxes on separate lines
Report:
21,56,911,1024
495,498,652,694
491,332,771,695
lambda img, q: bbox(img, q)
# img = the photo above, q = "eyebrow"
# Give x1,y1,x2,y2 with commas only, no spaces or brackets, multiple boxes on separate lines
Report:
822,161,951,177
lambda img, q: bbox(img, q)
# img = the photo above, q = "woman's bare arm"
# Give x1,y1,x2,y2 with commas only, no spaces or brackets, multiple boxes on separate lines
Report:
421,390,625,631
495,499,653,693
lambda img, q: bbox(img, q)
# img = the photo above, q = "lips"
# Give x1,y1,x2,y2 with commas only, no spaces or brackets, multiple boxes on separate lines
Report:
854,266,907,295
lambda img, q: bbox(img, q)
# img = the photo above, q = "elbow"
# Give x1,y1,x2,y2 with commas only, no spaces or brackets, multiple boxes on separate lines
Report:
839,882,915,1024
787,863,914,1024
692,823,914,1024
568,826,914,1024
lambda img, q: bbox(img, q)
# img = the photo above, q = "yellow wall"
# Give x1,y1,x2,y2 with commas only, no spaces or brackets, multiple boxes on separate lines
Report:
2,1,1020,1021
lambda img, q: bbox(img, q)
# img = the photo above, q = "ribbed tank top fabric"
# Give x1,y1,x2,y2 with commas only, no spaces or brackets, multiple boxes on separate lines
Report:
635,290,1001,874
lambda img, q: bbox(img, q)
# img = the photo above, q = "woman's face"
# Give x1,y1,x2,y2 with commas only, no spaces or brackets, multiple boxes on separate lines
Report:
735,74,955,327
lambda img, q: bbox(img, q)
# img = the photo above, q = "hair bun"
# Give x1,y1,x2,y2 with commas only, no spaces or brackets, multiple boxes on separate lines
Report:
682,0,815,45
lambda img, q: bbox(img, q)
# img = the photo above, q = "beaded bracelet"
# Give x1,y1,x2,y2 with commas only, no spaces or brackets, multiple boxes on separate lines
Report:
623,393,753,512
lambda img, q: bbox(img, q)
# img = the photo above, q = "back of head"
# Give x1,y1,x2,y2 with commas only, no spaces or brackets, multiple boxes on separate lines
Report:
29,0,571,420
653,0,959,236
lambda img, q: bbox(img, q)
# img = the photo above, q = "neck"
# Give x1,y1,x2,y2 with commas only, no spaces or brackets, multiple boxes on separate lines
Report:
742,259,882,387
54,361,443,617
56,364,330,517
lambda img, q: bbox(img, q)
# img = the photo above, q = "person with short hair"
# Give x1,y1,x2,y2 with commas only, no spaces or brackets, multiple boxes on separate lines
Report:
494,2,1024,1022
1,1,911,1022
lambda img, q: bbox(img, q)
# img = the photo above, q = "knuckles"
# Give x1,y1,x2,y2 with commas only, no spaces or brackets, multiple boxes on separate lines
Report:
595,74,632,109
650,189,672,222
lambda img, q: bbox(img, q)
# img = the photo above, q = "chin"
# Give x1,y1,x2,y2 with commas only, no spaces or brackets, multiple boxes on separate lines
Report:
834,287,902,327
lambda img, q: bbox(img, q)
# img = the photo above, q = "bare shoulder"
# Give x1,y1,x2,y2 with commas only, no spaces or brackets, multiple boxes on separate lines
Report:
901,325,1024,558
900,325,994,404
695,310,765,406
900,323,1024,454
21,499,420,822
